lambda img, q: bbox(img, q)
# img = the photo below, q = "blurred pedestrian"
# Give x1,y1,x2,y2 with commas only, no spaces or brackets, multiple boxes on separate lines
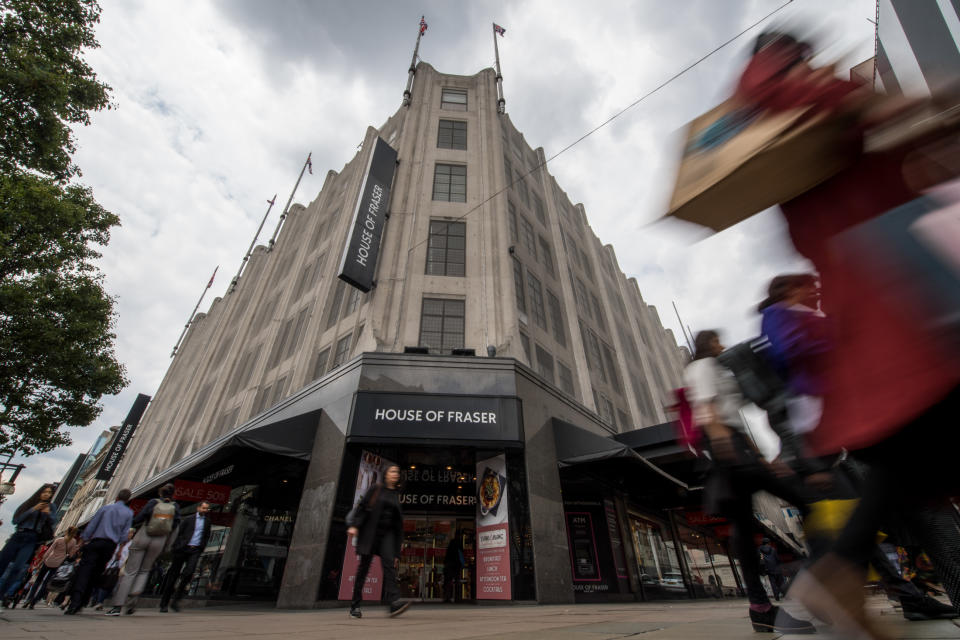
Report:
65,489,133,615
92,528,134,610
158,500,210,613
346,464,410,620
759,538,785,601
684,330,814,634
24,526,79,609
107,483,180,615
0,484,57,607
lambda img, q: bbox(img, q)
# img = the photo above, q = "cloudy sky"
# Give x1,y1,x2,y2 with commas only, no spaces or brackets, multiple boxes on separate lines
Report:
1,0,880,533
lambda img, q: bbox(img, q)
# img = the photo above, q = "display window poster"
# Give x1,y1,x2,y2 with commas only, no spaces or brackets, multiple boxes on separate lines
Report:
565,511,601,582
475,453,511,600
338,450,397,601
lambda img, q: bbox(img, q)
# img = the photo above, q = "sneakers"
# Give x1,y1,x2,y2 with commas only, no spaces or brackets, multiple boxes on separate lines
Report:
349,606,362,619
749,606,817,634
901,595,958,621
388,601,411,618
105,606,122,616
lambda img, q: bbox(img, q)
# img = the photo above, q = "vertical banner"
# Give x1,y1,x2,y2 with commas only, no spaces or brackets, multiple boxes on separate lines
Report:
604,499,629,580
96,393,151,481
338,451,397,601
475,454,511,600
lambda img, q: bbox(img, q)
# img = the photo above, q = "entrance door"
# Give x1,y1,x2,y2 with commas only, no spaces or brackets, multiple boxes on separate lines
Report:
398,516,475,601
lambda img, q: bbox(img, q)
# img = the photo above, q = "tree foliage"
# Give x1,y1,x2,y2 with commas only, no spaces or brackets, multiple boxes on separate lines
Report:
0,0,126,456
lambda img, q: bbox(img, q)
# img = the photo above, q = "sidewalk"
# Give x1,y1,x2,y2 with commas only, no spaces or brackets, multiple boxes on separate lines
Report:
2,596,958,639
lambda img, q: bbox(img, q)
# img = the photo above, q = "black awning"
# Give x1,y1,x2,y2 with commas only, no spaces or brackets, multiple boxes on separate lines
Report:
553,419,690,490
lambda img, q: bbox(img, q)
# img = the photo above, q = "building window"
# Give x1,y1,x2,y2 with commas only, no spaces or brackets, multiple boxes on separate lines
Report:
538,236,555,277
519,216,537,258
547,290,566,346
558,362,575,395
326,280,346,329
526,271,547,330
531,193,546,225
535,344,554,384
432,164,467,202
426,220,466,277
601,342,623,394
343,286,364,318
581,251,594,280
591,293,608,332
441,87,468,111
519,331,531,363
437,119,467,150
312,347,331,380
515,173,529,206
419,298,465,353
574,277,590,313
512,258,526,313
617,409,631,431
508,202,518,244
332,334,352,369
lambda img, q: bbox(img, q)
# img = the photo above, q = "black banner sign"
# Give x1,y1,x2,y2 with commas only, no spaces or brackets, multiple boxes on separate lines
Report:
349,392,523,444
337,137,398,292
96,393,151,481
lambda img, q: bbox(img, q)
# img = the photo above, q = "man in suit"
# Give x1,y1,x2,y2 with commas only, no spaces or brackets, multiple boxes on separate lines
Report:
159,501,211,612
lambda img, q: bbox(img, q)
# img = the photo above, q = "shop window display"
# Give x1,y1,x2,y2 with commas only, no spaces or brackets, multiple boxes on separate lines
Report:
628,515,687,600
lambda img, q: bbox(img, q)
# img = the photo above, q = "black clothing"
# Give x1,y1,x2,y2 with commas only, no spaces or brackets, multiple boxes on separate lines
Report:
346,485,403,558
759,543,782,574
169,513,210,552
132,498,181,530
351,530,398,608
159,547,201,607
69,538,115,610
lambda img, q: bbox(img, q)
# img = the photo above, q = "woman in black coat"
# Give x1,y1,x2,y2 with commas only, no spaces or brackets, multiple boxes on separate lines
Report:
346,464,408,619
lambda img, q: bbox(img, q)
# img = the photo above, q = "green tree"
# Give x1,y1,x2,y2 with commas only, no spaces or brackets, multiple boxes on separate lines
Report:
0,0,126,456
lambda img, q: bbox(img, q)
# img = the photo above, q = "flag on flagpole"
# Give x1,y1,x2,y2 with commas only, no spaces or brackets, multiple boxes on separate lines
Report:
207,266,219,289
494,23,506,36
306,152,313,175
420,16,428,35
268,195,276,206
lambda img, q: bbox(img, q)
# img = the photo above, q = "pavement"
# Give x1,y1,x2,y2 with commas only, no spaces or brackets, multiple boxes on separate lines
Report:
2,596,959,639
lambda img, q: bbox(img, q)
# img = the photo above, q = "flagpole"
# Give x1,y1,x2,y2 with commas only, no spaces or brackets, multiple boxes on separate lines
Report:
492,23,505,114
672,300,695,353
171,266,218,358
230,195,277,293
268,152,312,250
403,17,426,107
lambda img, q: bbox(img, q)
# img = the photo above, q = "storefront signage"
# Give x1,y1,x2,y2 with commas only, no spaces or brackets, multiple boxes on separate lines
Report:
565,512,601,582
603,500,629,580
173,479,230,505
203,465,235,484
337,137,398,292
96,393,151,481
400,465,476,513
339,451,397,601
350,393,522,443
475,454,511,600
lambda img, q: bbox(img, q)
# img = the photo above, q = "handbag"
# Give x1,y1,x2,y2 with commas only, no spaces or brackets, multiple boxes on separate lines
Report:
46,560,76,594
346,484,381,531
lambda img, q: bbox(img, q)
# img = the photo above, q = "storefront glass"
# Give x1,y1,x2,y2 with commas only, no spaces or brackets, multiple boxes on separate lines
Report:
628,515,687,600
676,526,739,598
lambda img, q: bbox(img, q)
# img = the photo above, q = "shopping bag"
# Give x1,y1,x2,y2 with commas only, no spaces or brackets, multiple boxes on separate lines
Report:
46,560,76,594
666,100,854,232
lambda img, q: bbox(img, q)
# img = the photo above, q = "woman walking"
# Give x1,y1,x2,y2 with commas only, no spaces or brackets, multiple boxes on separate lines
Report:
0,484,57,607
24,526,79,609
346,464,409,619
684,330,814,634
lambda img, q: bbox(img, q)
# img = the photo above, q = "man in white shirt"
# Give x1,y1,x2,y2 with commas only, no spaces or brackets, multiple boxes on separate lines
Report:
159,501,211,613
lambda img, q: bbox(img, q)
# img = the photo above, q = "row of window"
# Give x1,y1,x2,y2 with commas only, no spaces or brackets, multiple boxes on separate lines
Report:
518,330,575,396
513,258,566,347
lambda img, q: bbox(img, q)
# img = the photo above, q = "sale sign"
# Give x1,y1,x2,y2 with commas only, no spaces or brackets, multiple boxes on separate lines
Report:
476,454,511,600
173,479,230,504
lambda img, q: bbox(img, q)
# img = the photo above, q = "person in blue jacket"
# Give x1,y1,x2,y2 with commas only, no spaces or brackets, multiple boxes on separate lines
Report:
0,484,57,607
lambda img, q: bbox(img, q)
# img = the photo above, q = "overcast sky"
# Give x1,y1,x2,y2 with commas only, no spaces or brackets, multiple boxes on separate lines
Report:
2,0,879,534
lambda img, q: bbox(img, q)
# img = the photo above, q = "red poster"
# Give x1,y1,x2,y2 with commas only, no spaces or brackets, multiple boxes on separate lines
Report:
173,479,230,504
476,522,511,599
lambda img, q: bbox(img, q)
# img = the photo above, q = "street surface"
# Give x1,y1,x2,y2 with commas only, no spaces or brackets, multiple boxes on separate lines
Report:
2,596,959,639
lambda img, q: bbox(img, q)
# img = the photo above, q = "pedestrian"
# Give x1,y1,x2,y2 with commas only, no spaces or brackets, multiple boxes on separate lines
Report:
735,30,960,639
65,489,133,615
106,483,180,615
24,526,79,609
345,464,410,619
684,330,814,634
0,483,57,607
759,538,786,601
91,528,135,610
442,531,464,602
158,500,211,612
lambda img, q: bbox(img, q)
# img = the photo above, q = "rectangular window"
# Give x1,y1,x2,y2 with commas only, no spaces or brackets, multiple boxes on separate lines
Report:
516,173,529,206
426,220,466,277
601,342,623,394
508,202,518,243
599,394,615,427
535,344,555,384
519,216,537,258
519,332,531,363
419,298,465,353
332,334,352,368
617,409,631,431
312,347,330,380
441,87,468,111
326,280,346,329
283,307,311,362
558,362,575,396
591,293,608,332
575,278,590,313
512,258,526,313
531,193,546,225
432,164,467,202
547,290,566,346
527,271,547,330
581,250,594,280
437,119,467,150
271,376,288,406
343,286,364,318
538,236,555,277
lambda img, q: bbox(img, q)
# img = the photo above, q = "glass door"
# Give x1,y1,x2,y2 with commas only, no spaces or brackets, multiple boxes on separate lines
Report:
398,516,475,601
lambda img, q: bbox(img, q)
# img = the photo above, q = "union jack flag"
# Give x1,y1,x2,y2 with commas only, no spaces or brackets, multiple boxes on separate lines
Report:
420,16,428,35
493,23,505,37
306,152,313,175
206,266,218,289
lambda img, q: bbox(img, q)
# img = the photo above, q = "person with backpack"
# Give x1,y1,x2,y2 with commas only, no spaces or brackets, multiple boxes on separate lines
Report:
684,330,813,634
158,500,211,612
24,526,79,609
106,483,180,615
0,483,57,608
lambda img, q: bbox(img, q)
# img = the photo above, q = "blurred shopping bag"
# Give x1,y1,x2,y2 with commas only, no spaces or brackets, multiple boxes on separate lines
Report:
831,178,960,352
665,100,855,232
